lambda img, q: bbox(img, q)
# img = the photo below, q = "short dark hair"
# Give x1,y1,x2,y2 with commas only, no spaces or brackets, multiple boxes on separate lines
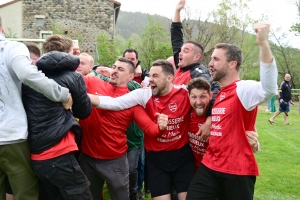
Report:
214,43,242,71
117,57,135,74
43,34,73,53
93,64,109,70
23,42,41,57
123,48,139,59
187,77,211,94
185,41,204,57
152,59,175,76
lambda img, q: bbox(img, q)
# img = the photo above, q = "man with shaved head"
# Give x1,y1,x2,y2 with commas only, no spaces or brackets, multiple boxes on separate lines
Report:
269,74,293,124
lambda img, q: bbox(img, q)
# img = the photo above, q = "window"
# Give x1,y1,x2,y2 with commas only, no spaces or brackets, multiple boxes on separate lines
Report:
40,31,53,39
35,15,45,26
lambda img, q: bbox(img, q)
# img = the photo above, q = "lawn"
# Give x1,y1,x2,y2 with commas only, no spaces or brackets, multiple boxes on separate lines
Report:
104,103,300,200
254,102,300,200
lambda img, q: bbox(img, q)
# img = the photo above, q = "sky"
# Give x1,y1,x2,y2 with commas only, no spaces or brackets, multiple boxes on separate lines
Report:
119,0,300,47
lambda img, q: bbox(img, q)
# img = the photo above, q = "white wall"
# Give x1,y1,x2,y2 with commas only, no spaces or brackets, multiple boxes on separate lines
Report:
0,1,22,38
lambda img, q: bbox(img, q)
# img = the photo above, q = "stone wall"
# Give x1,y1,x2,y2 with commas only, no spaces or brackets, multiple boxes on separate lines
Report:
22,0,115,55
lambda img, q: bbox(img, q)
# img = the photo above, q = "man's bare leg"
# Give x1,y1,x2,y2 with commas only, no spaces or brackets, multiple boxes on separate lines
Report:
178,192,187,200
153,194,171,200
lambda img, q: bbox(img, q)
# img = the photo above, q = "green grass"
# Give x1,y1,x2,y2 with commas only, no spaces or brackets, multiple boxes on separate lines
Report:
254,103,300,200
104,103,300,200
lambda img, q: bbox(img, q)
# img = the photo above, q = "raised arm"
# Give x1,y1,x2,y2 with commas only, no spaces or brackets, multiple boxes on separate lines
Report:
237,23,278,110
171,0,186,69
173,0,185,22
255,23,273,63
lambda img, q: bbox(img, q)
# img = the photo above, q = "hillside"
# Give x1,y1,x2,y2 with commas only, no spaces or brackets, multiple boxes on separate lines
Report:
116,11,172,39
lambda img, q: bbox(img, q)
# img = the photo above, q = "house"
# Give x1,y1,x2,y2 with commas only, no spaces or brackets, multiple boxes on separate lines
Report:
0,0,121,54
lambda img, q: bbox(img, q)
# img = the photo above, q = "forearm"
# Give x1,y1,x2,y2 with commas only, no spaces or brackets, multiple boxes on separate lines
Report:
259,41,273,64
259,59,278,98
173,7,181,22
12,56,69,102
171,22,184,68
97,89,150,111
88,94,100,107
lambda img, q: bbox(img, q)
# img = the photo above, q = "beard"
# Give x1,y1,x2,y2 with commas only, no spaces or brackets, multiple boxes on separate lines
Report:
152,82,167,96
212,66,228,82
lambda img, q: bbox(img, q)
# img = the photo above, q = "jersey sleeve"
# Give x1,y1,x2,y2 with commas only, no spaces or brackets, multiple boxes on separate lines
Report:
98,88,152,110
278,81,285,99
236,59,278,110
133,106,160,137
9,43,69,102
171,22,184,69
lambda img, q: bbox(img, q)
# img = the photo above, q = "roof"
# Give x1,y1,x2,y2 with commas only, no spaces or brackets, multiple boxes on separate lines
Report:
110,0,121,23
0,0,20,8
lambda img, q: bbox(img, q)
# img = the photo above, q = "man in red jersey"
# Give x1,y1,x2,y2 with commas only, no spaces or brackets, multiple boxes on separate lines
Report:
186,23,278,199
171,0,220,142
186,78,260,171
78,57,168,200
186,78,211,171
89,60,195,200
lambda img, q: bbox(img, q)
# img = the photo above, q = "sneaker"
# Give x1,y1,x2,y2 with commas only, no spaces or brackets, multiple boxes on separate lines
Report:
137,190,145,199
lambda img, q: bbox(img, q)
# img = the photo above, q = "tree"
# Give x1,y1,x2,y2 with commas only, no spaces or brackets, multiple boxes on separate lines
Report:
270,29,300,88
137,15,173,69
96,32,120,66
182,0,261,79
289,0,300,35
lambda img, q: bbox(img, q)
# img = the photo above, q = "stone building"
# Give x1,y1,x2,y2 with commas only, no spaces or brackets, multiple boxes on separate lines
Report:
0,0,121,54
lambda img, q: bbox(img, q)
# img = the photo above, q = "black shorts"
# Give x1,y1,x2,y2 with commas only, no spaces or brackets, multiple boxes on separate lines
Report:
146,144,195,197
187,164,256,200
5,175,13,195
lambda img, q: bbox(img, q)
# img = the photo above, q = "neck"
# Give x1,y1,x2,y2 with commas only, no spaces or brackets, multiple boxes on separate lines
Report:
219,74,240,87
160,84,173,96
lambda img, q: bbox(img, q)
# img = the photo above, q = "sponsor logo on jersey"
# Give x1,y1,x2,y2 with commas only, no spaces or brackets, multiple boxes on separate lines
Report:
220,92,226,101
168,102,177,112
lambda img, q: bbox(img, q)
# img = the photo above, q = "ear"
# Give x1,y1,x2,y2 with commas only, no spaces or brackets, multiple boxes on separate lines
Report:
167,74,174,83
209,92,213,100
195,53,201,61
229,61,237,70
1,28,4,33
128,73,134,81
32,57,37,65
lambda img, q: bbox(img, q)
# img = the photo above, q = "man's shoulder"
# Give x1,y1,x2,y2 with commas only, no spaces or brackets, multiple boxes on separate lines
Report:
190,64,210,79
1,40,28,56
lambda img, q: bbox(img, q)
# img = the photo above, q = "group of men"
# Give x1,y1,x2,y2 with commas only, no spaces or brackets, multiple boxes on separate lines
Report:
0,0,280,199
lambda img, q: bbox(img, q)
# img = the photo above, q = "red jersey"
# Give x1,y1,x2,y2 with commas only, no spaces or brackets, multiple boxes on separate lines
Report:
188,110,208,171
202,81,259,176
202,60,278,176
80,77,161,159
133,76,142,84
98,85,191,152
